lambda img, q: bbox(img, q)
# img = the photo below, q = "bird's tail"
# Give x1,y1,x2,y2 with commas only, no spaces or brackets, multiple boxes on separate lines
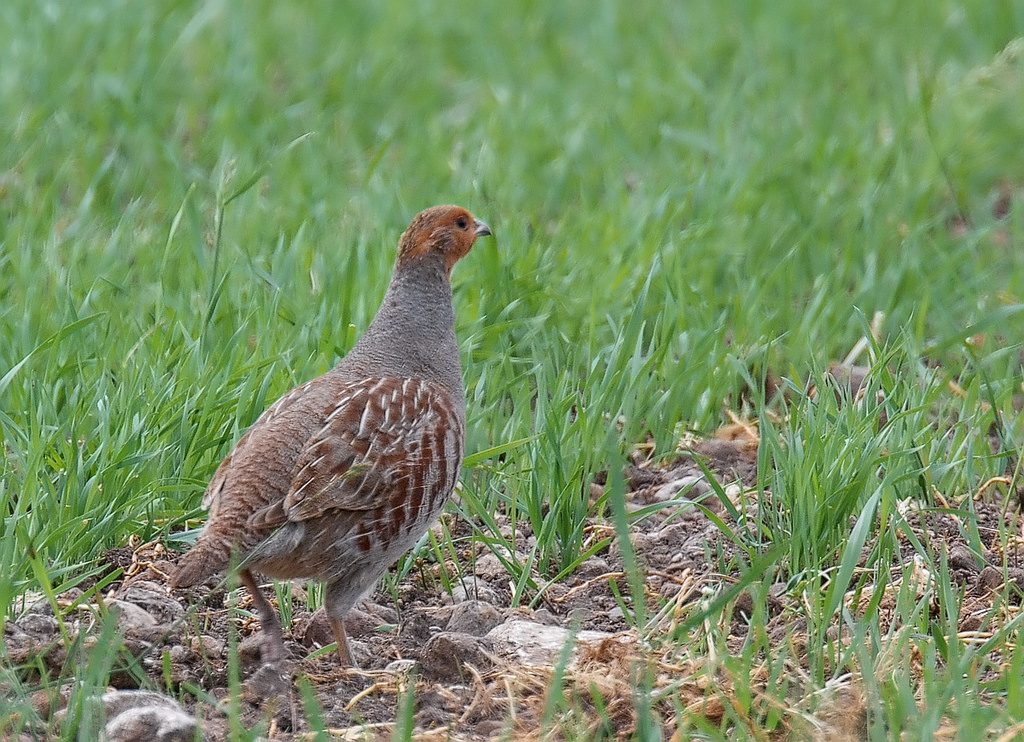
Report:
168,539,228,589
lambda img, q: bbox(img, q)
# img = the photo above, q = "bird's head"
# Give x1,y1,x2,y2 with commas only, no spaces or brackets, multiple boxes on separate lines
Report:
396,205,492,275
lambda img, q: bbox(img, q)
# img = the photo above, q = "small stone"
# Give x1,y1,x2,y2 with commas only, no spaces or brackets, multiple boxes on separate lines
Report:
449,578,497,604
118,582,185,624
344,607,388,637
574,557,612,581
196,635,225,658
301,609,333,647
4,622,35,664
651,476,702,502
978,566,1003,591
1008,568,1024,596
531,609,561,626
398,610,436,647
242,663,293,701
472,552,509,580
31,687,58,721
110,600,158,635
960,614,982,632
948,545,979,575
476,720,510,738
362,602,399,625
18,613,59,640
98,690,198,742
384,659,417,675
445,600,502,636
238,634,266,663
418,632,492,681
485,620,619,668
606,606,625,621
565,608,596,625
732,590,754,621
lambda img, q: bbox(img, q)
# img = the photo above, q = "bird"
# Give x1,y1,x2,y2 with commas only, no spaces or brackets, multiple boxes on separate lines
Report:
169,204,492,667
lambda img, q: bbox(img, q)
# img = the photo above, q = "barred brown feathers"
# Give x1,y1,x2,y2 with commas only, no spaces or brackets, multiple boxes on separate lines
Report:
169,205,491,667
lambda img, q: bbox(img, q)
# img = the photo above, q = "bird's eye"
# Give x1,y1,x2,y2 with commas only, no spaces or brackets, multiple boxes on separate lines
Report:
455,216,469,230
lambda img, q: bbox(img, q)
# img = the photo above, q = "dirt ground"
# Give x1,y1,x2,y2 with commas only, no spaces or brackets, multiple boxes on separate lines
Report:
5,401,1023,740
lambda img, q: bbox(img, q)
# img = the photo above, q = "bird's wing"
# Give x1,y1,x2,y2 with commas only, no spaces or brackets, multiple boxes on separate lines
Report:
201,377,321,513
249,377,464,528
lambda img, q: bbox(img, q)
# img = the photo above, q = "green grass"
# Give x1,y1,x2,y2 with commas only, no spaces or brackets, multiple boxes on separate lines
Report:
2,0,1024,738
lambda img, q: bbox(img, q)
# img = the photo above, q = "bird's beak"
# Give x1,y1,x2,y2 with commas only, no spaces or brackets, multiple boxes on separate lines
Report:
474,219,492,237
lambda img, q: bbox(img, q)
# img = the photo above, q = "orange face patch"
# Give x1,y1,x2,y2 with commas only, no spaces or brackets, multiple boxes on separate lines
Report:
396,205,489,273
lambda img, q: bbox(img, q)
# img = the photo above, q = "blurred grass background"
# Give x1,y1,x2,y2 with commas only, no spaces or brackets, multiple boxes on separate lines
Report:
1,0,1024,736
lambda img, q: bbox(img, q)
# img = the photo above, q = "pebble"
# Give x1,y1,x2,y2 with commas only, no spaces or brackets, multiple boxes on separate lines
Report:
301,609,333,647
194,634,225,658
4,622,35,664
651,475,703,502
384,658,417,675
472,552,509,580
110,600,158,635
344,606,388,637
445,600,502,636
418,632,492,681
362,601,399,625
117,581,185,624
574,556,612,581
531,608,561,626
91,690,197,742
948,544,979,574
238,634,266,663
449,577,498,604
485,620,620,667
242,663,293,702
18,613,59,639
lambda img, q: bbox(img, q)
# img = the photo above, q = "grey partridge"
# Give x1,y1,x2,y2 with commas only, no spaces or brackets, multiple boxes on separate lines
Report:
170,205,492,666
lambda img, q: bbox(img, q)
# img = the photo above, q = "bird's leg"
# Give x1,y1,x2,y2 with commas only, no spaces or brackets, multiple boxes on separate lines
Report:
324,582,356,667
328,615,355,667
239,568,286,664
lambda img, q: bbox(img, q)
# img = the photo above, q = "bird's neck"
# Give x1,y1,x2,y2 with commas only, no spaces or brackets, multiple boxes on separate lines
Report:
340,257,464,399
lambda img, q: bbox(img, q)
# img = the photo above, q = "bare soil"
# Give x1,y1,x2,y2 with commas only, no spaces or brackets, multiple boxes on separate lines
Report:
5,417,1022,740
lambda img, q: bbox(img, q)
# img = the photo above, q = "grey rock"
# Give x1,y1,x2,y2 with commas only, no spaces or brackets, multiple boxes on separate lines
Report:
238,633,266,663
301,609,333,647
472,552,509,580
418,632,492,681
530,608,562,626
384,658,417,674
242,663,294,701
99,690,199,742
948,544,979,574
650,475,703,502
18,613,59,640
117,582,185,624
195,634,225,658
485,619,620,667
362,601,399,625
109,600,158,635
4,622,35,664
574,556,612,581
344,606,388,637
449,577,497,604
445,600,502,636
